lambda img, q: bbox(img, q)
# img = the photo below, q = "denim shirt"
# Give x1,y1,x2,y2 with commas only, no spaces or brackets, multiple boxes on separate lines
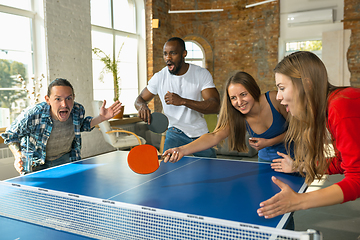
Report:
1,102,94,166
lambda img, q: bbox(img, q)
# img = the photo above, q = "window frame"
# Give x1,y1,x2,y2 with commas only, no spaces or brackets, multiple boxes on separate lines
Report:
0,1,46,128
184,40,205,68
278,37,323,61
285,38,322,58
90,0,146,115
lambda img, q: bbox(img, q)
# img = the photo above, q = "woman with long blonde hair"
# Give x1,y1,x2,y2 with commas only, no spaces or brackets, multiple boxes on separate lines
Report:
163,71,292,163
257,51,360,219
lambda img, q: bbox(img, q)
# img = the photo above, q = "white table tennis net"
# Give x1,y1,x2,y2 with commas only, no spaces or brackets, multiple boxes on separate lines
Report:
0,181,321,240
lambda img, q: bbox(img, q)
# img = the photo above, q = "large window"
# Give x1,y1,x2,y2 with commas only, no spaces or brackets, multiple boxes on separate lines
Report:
0,1,44,128
285,39,322,59
91,0,145,114
185,41,205,68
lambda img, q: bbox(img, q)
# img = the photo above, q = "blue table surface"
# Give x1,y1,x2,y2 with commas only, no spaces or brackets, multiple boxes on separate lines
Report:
1,151,306,239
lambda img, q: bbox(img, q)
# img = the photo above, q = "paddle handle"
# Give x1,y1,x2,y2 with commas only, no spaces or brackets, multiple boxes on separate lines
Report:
106,130,143,145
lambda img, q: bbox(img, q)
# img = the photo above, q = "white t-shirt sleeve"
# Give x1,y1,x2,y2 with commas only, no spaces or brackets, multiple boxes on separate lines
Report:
198,67,216,91
146,71,161,95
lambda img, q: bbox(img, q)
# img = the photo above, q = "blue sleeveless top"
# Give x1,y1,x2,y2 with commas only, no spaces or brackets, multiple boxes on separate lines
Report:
246,91,293,162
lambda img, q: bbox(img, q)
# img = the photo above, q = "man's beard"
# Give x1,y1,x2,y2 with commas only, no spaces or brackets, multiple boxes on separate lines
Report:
168,58,184,75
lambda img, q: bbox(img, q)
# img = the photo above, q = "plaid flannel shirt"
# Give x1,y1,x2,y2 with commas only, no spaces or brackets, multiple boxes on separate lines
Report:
0,102,94,166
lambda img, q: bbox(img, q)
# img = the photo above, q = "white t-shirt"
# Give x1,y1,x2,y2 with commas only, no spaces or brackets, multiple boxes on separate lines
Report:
147,64,216,138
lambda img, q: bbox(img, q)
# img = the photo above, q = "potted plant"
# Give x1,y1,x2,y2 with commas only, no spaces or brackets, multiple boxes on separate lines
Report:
92,43,125,119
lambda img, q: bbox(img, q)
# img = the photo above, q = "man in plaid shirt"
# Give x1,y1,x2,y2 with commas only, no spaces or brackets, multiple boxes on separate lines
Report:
1,78,122,174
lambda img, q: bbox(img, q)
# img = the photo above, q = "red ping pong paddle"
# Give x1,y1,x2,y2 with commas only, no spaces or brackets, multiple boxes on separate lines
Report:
127,144,163,174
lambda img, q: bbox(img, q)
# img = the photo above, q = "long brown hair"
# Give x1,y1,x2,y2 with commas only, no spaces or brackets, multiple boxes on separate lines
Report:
274,51,333,184
213,71,261,152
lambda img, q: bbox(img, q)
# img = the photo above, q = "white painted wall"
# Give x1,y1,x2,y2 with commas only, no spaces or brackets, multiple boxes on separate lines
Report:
279,0,349,86
279,0,344,41
44,0,114,158
322,29,351,86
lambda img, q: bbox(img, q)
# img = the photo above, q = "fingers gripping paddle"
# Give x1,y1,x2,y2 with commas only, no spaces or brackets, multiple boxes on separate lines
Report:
127,144,163,174
128,112,167,174
148,112,168,134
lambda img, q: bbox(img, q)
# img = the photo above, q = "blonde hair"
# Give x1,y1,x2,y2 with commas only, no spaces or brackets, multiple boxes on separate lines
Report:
213,72,261,152
274,51,332,184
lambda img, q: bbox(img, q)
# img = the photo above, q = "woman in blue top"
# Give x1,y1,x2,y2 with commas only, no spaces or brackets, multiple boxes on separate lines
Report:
163,71,293,164
246,91,293,162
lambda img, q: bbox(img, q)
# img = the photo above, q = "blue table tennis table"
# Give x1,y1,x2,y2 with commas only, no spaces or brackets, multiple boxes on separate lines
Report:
0,151,312,240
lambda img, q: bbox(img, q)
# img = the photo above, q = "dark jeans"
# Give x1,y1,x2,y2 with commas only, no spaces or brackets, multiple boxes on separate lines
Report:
33,152,71,172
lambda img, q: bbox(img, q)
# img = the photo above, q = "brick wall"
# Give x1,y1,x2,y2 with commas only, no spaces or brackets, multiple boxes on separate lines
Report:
146,0,172,112
344,0,360,87
45,0,93,106
146,0,280,108
147,0,360,109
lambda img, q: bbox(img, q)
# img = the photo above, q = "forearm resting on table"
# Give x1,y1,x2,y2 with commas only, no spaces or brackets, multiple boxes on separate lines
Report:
300,184,344,210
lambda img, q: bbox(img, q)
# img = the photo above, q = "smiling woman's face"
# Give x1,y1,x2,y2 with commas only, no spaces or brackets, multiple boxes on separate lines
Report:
275,73,300,117
227,83,255,115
